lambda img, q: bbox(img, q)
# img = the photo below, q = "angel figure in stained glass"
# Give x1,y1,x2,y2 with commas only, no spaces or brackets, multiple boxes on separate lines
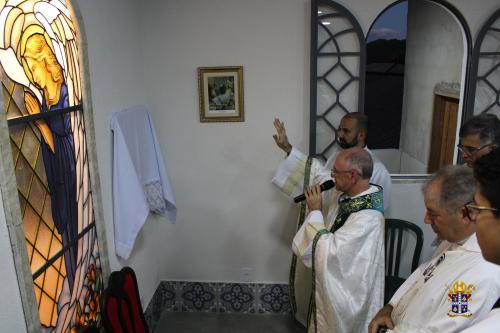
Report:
21,30,78,292
0,1,102,331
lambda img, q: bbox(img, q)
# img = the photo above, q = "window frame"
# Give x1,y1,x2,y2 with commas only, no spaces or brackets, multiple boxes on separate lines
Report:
310,0,473,173
0,1,110,331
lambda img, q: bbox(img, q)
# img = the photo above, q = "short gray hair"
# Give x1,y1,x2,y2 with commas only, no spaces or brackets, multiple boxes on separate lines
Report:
344,147,373,180
422,165,475,212
459,113,500,145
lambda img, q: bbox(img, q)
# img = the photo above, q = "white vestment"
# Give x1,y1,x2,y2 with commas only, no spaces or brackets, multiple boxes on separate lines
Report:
272,148,385,330
459,308,500,333
111,105,177,259
292,186,385,333
326,146,391,210
273,147,334,325
387,234,500,333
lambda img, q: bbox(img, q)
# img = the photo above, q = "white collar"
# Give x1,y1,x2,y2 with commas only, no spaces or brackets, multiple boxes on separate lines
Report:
444,233,481,253
342,185,380,201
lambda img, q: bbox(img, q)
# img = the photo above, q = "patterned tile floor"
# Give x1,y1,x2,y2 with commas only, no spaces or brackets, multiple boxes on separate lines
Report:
154,312,306,333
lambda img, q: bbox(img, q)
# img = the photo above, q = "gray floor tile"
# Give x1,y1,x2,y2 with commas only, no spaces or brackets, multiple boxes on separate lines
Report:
155,312,306,333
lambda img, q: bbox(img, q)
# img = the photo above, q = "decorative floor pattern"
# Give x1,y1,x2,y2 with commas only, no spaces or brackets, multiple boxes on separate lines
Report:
145,282,290,332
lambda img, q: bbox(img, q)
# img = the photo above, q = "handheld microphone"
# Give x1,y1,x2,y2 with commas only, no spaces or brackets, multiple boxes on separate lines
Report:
293,180,335,203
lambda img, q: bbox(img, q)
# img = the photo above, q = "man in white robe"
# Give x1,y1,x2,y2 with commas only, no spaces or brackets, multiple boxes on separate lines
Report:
273,114,392,210
324,113,391,211
272,115,390,327
276,147,385,333
369,165,500,333
459,149,500,332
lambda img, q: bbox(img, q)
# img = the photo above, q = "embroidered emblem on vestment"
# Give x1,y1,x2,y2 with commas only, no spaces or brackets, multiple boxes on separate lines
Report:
447,280,475,317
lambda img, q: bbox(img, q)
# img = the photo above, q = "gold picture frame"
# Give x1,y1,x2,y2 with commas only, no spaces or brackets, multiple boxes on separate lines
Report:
198,66,244,122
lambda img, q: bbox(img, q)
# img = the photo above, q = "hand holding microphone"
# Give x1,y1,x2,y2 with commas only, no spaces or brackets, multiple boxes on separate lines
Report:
293,180,335,204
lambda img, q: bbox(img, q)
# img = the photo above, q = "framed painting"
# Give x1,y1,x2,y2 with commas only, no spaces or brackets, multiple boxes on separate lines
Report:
198,66,244,122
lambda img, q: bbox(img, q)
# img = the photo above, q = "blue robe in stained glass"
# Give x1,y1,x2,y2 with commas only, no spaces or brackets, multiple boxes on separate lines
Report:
40,83,77,291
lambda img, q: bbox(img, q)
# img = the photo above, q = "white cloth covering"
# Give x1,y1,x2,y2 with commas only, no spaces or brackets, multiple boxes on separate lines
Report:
292,186,385,333
460,308,500,333
111,105,176,259
387,234,500,333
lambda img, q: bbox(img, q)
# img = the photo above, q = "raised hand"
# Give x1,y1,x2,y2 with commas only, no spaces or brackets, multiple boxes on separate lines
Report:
273,118,292,154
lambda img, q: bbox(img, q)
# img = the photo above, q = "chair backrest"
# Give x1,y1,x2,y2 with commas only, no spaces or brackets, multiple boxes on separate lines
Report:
103,271,134,333
102,267,149,333
385,218,424,277
121,267,149,333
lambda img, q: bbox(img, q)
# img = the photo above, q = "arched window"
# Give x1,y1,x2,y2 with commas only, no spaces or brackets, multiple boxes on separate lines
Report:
311,0,472,174
310,0,366,161
364,1,407,151
469,8,500,118
0,0,105,331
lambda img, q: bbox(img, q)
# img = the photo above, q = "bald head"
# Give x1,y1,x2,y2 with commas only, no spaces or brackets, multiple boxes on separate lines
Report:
333,147,373,197
337,147,373,179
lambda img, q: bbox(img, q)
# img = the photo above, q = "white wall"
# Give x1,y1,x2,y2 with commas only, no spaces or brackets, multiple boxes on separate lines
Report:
138,0,311,285
76,0,158,304
371,149,401,173
400,0,464,172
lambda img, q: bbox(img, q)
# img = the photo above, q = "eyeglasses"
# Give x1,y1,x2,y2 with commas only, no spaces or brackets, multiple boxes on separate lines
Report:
464,202,499,221
457,143,493,155
332,168,352,174
331,168,360,177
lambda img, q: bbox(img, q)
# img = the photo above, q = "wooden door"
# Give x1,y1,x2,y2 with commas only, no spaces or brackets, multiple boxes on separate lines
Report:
428,92,459,173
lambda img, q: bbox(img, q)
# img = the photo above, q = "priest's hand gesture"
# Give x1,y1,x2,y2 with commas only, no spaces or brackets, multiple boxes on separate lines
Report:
273,118,292,154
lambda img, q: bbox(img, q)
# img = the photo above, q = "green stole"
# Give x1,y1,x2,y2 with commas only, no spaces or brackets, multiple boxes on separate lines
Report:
288,156,313,318
331,186,384,232
308,186,384,333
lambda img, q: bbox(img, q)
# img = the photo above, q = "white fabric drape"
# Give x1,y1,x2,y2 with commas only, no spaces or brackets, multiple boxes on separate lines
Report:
111,105,176,259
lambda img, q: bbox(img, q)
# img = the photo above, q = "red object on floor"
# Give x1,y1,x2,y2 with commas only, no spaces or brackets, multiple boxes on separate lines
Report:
102,267,149,333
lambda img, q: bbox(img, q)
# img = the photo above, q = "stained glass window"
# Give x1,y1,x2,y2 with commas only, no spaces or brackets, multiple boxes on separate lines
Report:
0,0,103,331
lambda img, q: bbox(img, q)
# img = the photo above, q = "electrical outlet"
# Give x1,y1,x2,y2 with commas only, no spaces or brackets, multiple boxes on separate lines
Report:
240,267,253,283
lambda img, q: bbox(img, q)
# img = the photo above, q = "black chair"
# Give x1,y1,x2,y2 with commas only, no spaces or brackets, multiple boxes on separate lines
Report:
385,218,424,304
